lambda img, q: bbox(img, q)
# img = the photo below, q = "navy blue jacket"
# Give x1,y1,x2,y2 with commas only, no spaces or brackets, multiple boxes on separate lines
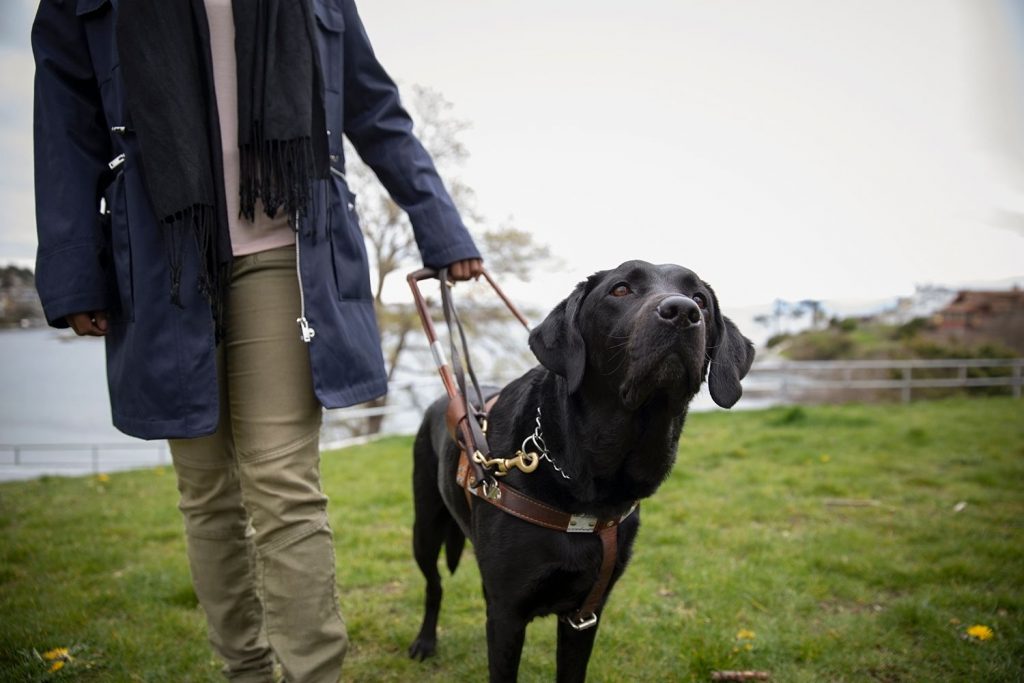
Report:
32,0,480,439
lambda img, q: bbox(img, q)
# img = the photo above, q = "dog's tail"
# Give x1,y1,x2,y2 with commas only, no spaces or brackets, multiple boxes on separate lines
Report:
445,522,465,574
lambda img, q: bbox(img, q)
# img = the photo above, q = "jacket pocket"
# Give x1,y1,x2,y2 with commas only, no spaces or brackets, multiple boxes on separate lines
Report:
327,172,373,302
314,0,345,158
77,0,119,85
103,170,135,322
313,0,345,88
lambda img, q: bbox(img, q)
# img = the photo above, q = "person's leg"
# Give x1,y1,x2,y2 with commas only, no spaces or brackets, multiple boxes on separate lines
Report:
226,246,347,683
170,345,275,683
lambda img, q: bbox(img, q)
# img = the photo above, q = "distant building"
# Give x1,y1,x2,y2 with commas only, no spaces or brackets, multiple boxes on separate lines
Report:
876,285,957,325
931,288,1024,354
934,288,1024,329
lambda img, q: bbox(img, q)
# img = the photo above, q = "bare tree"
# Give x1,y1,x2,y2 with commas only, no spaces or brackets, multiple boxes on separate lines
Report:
336,86,554,436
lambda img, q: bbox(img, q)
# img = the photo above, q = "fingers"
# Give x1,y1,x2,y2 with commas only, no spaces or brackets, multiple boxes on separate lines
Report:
65,311,109,337
446,258,484,282
94,310,109,333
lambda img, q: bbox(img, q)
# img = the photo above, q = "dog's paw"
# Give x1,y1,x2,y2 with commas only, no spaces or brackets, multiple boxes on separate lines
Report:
408,636,437,661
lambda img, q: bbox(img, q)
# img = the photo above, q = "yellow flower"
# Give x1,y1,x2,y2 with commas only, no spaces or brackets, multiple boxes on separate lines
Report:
736,629,756,640
41,647,72,672
967,624,994,641
819,454,831,463
96,473,110,483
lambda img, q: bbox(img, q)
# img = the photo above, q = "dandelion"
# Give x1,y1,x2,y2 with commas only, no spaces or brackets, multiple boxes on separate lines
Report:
966,624,994,641
819,454,831,463
41,647,72,673
736,629,756,641
96,473,110,483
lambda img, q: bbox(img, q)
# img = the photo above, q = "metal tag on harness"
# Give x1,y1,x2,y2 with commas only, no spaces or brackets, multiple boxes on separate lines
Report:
566,514,598,533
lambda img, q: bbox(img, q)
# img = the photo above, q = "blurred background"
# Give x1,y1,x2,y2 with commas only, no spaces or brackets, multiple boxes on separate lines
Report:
1,0,1022,477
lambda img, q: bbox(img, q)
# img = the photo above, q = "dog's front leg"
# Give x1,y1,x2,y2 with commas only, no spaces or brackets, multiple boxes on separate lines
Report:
555,618,599,683
485,610,527,682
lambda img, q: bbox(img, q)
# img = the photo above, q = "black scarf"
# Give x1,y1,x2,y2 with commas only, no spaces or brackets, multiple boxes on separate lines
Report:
117,0,329,309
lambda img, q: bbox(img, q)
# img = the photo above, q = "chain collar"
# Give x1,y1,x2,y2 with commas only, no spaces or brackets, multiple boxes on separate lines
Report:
522,406,571,480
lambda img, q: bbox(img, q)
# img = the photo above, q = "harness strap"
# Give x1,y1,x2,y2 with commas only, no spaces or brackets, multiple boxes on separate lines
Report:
455,447,635,630
567,524,618,630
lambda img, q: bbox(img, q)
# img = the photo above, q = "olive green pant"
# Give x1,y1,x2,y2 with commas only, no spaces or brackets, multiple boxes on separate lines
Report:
170,246,347,683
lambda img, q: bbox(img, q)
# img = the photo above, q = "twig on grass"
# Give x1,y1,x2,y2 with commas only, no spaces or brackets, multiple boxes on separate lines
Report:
822,498,883,508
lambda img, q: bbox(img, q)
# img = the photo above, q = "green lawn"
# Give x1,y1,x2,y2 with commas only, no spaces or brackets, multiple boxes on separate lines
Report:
2,397,1022,681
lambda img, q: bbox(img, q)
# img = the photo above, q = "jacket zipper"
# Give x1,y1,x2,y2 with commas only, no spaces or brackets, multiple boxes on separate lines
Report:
294,211,316,343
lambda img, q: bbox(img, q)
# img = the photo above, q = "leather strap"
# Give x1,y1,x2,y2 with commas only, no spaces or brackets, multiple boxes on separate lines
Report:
456,450,636,533
455,448,635,630
440,268,491,487
567,524,618,630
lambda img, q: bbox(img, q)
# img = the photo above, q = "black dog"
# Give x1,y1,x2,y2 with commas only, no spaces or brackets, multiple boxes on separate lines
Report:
408,260,754,682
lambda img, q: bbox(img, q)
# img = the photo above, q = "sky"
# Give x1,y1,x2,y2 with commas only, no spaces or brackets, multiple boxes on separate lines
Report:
2,0,1023,312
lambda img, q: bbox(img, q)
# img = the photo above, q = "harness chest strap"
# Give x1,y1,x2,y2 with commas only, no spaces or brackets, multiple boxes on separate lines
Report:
456,448,637,629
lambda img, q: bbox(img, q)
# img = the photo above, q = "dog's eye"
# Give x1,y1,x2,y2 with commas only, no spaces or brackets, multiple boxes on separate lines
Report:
610,283,632,297
692,293,708,309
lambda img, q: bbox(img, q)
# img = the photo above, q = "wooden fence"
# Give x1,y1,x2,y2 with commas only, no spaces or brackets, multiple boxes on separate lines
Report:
746,358,1023,404
3,360,1020,477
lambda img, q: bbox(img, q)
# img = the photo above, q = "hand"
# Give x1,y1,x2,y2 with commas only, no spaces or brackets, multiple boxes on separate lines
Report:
66,311,109,337
446,258,484,282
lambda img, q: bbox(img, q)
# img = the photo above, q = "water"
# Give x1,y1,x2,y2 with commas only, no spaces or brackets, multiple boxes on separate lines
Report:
0,329,145,480
0,328,770,481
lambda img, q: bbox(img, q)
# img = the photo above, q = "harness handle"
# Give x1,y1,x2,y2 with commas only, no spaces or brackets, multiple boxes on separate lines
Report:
407,267,531,486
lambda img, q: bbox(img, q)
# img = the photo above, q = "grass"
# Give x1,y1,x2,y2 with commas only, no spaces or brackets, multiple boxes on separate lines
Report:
2,397,1023,681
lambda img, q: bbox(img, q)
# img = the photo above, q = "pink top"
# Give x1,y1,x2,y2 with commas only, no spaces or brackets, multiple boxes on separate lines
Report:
204,0,294,256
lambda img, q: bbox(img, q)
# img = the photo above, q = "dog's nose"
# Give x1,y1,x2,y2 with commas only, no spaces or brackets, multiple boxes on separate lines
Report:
657,295,702,326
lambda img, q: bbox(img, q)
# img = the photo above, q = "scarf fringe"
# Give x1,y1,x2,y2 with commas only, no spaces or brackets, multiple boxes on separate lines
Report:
238,123,318,223
161,204,219,313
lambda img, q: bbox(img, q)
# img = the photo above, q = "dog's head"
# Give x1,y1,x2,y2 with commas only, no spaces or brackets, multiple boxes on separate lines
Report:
529,260,754,410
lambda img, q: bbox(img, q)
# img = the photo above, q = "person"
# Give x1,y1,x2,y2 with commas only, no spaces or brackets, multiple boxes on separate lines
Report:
32,1,482,681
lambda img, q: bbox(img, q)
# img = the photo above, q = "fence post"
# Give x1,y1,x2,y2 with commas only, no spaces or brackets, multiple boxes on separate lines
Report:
1014,362,1022,399
901,367,912,404
91,446,99,474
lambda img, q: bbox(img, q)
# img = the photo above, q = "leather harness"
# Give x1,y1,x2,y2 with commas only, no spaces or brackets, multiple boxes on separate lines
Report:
408,267,634,631
447,396,636,631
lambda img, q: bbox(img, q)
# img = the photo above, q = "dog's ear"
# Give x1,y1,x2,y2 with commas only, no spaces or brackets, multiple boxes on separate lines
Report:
705,283,755,408
528,274,599,394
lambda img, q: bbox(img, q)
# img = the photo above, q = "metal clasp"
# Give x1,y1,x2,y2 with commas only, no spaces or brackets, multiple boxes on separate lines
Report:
482,479,502,501
566,514,598,533
566,612,598,631
472,449,539,477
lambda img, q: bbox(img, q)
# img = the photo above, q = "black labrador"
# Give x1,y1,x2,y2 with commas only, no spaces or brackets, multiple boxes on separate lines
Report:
408,260,754,682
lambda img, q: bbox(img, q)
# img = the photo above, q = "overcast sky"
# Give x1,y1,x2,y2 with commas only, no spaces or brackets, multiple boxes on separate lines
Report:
2,0,1022,311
